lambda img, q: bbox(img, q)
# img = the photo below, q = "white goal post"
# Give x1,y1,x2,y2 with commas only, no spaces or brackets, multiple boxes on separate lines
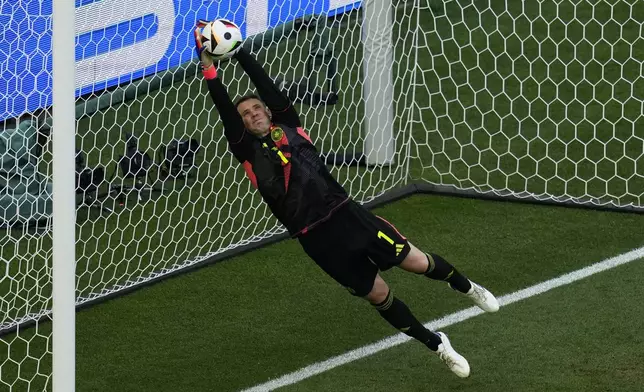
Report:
362,0,396,166
1,0,643,390
51,0,77,390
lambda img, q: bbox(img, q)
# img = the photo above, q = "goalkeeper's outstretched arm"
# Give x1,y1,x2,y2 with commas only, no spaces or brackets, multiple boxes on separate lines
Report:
234,48,301,127
194,21,249,156
201,59,246,145
200,54,254,163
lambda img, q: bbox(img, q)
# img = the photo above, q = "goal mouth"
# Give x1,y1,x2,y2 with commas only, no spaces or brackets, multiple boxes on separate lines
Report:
2,1,643,388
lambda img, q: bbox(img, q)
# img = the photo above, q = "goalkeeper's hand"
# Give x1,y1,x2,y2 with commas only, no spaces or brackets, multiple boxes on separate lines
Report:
193,20,214,68
194,20,218,79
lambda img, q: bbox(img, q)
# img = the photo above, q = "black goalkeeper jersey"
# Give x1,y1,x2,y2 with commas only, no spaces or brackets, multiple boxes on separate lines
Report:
204,49,349,236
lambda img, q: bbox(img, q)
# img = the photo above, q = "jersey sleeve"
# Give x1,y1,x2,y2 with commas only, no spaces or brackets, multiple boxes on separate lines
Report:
227,137,254,163
234,49,302,128
204,74,254,163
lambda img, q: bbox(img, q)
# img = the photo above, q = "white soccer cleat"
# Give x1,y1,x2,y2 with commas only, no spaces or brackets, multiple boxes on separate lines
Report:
465,281,500,313
435,332,470,378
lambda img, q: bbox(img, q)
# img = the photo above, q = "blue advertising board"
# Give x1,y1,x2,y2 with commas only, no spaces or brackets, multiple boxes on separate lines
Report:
0,0,359,121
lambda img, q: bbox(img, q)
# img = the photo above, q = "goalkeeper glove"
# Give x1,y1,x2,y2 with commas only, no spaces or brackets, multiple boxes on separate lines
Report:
193,19,210,58
194,20,217,79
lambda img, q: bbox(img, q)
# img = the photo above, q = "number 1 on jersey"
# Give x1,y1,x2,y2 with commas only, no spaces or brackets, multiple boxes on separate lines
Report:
378,231,394,245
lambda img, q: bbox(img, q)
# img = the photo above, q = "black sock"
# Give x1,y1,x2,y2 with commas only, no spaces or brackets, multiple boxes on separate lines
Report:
422,253,472,294
373,291,443,351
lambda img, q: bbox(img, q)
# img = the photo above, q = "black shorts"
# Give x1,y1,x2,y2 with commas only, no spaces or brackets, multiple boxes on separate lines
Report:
298,200,411,297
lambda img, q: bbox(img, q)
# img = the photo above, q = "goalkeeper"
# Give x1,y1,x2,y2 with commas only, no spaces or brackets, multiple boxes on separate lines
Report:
194,22,499,378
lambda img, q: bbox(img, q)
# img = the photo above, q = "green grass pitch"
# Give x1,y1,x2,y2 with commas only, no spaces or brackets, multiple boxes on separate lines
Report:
4,194,644,391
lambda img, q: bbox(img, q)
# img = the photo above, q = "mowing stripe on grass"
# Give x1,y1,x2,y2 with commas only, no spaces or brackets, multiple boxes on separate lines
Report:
240,245,644,392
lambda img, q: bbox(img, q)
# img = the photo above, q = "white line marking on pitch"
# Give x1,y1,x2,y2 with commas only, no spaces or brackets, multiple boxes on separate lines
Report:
240,245,644,392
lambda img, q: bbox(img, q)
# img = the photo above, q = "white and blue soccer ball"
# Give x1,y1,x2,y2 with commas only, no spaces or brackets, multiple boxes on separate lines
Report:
201,19,243,60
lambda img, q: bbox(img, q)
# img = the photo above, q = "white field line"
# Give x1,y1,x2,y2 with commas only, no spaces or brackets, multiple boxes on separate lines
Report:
240,245,644,392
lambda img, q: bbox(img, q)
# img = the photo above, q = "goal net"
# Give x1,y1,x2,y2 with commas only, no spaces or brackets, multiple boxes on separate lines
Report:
1,0,414,389
413,0,644,209
1,0,642,390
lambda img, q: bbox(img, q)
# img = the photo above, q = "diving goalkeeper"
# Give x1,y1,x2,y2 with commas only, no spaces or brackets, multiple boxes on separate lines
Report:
194,22,499,378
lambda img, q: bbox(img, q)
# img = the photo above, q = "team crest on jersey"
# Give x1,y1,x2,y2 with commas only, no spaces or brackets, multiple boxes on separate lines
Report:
271,127,284,142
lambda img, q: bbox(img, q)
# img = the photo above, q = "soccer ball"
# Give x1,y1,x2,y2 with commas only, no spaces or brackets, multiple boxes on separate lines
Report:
201,19,243,60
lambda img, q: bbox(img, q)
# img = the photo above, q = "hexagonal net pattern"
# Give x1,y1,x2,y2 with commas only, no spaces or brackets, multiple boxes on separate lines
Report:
1,2,418,390
413,0,644,208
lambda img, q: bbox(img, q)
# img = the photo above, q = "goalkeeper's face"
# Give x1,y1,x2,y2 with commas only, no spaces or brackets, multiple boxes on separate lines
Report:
237,98,272,137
